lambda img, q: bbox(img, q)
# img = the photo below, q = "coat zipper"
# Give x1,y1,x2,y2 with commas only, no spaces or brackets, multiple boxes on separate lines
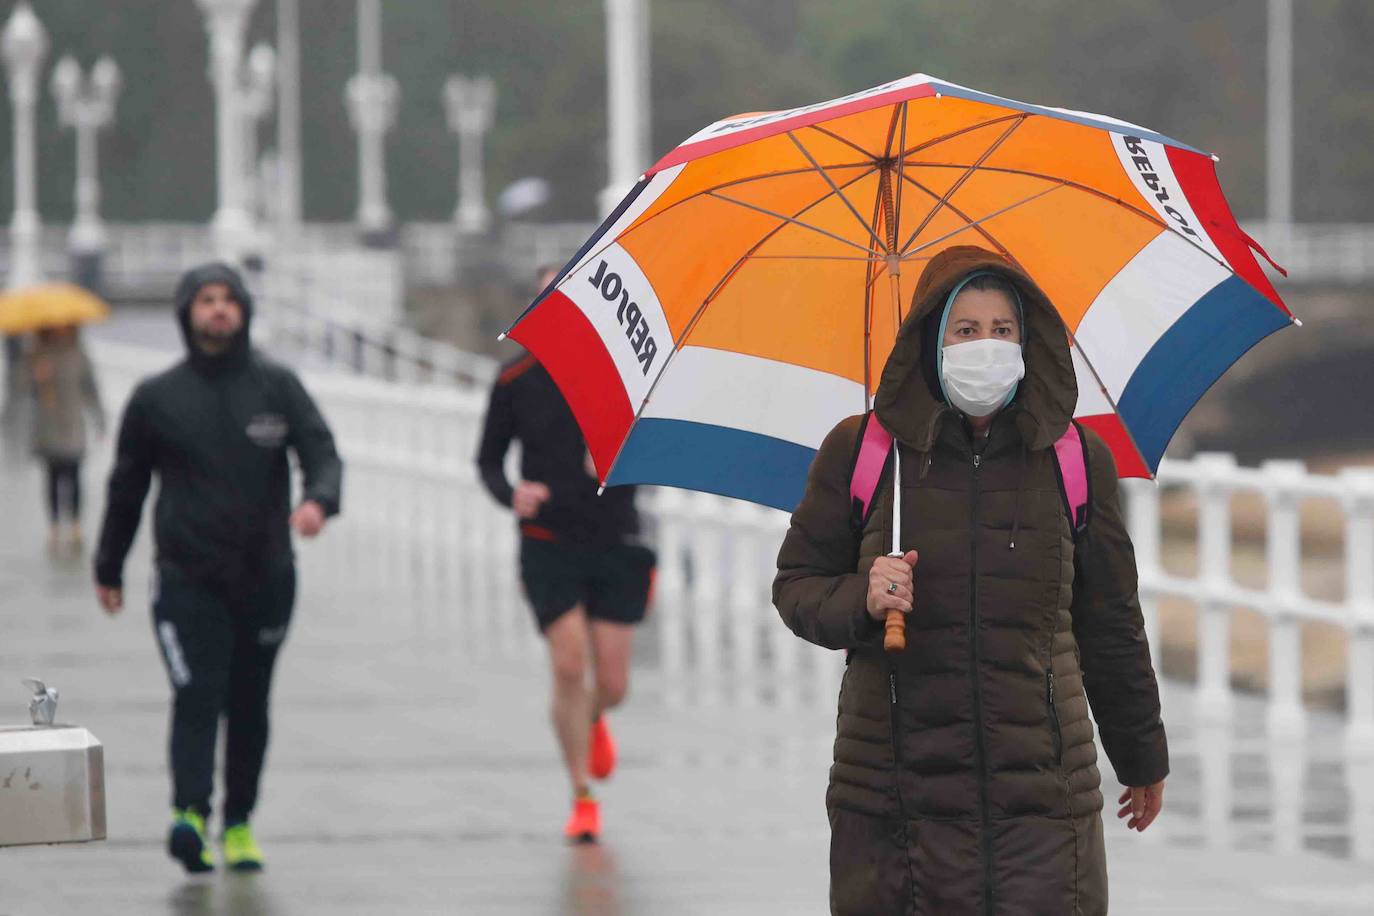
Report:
970,450,994,915
890,668,907,816
890,664,921,899
1047,669,1063,765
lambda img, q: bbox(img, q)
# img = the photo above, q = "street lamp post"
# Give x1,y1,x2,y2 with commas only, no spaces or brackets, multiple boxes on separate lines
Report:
195,0,258,262
599,0,650,217
1266,0,1293,234
1,2,48,452
2,1,49,291
240,42,276,251
444,75,496,236
275,0,302,234
345,0,398,246
51,55,121,291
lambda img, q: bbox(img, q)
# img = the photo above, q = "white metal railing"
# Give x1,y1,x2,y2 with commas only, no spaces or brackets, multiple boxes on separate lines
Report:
1241,221,1374,285
6,221,1373,294
1126,456,1374,756
86,339,1374,861
88,338,1374,742
254,265,497,388
0,221,601,297
401,220,598,287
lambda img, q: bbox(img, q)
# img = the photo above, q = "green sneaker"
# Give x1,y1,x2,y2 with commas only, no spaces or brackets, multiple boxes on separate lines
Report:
222,822,265,872
168,809,214,873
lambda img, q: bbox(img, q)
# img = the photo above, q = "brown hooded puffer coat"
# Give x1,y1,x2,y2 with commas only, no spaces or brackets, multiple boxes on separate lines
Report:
773,246,1169,915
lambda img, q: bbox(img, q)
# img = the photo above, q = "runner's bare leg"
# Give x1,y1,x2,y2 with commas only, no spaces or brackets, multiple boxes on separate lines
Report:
546,605,593,793
589,619,634,720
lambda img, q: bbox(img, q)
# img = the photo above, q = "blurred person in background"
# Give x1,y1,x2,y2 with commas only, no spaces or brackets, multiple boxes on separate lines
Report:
93,262,343,874
475,265,656,844
19,324,105,554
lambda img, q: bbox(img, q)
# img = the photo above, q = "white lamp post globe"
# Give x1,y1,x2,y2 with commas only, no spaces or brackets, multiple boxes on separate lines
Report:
50,53,122,269
91,55,122,112
50,54,80,117
1,2,48,78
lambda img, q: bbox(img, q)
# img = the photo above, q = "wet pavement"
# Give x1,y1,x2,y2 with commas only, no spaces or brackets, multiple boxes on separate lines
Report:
2,317,1373,913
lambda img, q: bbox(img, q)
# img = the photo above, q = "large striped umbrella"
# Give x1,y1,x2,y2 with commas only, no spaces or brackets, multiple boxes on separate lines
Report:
505,73,1294,512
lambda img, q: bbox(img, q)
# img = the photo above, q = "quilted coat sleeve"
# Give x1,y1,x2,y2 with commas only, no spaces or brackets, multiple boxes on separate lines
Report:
1070,429,1170,788
773,416,885,651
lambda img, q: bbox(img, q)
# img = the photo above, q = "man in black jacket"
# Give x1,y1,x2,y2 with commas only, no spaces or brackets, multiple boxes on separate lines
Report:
94,262,342,874
477,269,654,844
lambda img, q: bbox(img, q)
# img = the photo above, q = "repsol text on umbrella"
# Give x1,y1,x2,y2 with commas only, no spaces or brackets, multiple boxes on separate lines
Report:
588,259,659,375
1122,136,1200,240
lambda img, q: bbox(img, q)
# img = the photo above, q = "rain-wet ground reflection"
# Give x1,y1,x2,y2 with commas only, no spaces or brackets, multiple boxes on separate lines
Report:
4,453,1374,913
166,874,287,916
652,670,1374,866
562,844,622,916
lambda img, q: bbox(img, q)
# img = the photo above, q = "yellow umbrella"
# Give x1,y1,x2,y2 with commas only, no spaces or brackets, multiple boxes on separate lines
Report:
0,283,111,334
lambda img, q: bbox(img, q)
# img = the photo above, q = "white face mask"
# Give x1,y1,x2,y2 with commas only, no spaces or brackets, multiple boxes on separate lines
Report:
940,338,1025,417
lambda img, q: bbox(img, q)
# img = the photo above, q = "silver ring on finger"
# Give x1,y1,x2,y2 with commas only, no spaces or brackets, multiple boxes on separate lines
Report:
887,582,899,594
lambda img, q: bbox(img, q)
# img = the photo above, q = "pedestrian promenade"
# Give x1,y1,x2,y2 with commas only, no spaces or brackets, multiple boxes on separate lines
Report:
2,459,1373,915
1,311,1372,913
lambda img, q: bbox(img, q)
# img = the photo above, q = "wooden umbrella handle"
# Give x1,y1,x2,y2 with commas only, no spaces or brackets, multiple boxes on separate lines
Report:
884,607,906,653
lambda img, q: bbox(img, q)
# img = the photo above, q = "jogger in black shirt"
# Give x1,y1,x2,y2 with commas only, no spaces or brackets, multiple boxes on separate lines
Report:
477,267,655,845
94,262,342,873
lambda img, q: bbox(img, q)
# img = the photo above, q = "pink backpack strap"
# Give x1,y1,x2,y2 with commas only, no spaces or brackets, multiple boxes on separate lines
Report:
1053,420,1091,535
849,412,894,525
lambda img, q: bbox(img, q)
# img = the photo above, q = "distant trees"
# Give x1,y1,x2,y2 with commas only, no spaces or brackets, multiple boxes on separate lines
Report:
0,0,1367,223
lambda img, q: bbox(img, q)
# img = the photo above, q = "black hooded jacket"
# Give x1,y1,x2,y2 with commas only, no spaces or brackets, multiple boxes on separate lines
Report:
94,263,343,589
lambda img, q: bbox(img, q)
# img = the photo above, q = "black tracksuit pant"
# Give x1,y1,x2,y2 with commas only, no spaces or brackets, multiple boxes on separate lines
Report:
152,561,295,824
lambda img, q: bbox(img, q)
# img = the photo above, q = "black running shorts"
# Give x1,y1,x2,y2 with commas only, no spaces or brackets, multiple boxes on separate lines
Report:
518,537,656,632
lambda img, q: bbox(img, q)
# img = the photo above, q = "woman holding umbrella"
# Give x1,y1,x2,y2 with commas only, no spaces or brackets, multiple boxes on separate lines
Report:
1,283,111,554
22,322,106,553
774,246,1168,915
504,72,1291,914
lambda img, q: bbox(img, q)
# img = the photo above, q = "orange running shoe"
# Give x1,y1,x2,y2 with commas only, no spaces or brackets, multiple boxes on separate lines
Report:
589,716,617,780
563,796,601,844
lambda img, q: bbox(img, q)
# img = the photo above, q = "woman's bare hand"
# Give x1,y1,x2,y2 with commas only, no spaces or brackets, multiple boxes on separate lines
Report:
867,550,918,622
1117,780,1164,832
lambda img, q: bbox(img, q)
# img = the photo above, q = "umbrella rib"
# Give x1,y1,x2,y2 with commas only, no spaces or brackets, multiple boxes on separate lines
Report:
1066,333,1155,479
892,102,908,257
705,161,877,194
862,126,892,407
746,254,886,261
786,131,891,253
806,123,882,161
903,161,1169,226
898,172,1020,266
573,163,880,279
897,112,1028,160
897,160,1252,279
595,167,879,486
692,165,880,329
899,185,1063,261
705,190,884,257
898,115,1028,255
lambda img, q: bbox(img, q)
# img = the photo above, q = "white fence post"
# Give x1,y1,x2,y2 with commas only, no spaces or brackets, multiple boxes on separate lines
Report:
1125,478,1164,676
650,488,688,703
1263,459,1306,741
1195,452,1236,723
1342,468,1374,758
727,500,763,706
689,494,725,703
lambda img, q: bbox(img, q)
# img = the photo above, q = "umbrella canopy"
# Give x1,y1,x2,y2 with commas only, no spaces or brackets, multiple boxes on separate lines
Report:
506,73,1293,512
0,283,111,334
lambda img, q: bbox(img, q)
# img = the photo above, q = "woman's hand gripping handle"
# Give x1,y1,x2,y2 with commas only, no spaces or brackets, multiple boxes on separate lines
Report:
868,550,918,652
